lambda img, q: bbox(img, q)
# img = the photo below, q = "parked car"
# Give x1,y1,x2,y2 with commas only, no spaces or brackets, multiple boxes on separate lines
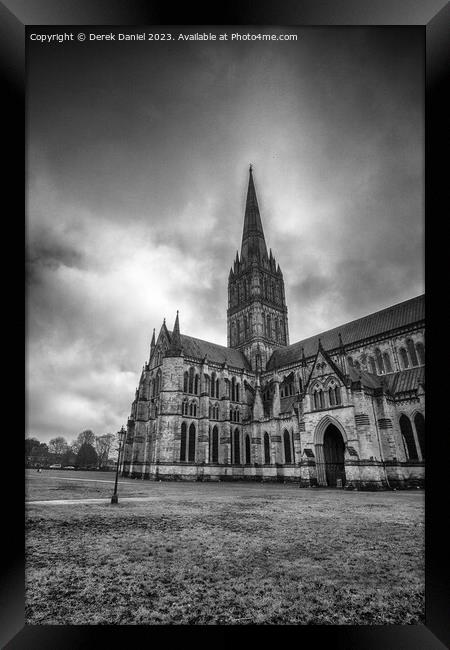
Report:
49,464,62,469
62,465,76,470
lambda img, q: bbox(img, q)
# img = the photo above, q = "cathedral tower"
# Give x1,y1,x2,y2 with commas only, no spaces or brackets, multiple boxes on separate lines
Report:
227,166,289,371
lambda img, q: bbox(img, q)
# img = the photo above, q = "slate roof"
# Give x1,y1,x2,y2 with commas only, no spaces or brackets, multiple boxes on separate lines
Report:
345,365,424,394
167,331,251,370
267,294,424,370
382,366,425,394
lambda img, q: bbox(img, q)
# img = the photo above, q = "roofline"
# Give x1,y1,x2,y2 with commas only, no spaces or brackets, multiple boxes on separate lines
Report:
267,294,424,364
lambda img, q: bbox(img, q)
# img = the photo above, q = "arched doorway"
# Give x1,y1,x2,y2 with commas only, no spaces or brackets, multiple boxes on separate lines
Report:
323,424,346,487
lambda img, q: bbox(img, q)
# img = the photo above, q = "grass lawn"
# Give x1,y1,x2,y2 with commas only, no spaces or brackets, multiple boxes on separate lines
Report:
25,470,424,625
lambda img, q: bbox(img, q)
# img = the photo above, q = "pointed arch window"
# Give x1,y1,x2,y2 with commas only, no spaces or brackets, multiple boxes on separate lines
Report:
327,381,341,406
368,356,377,374
180,422,187,461
375,348,384,374
211,426,219,463
383,352,393,373
210,403,219,420
182,399,189,416
194,374,199,395
231,377,236,402
264,432,270,464
188,367,194,393
400,414,418,460
233,428,240,464
236,383,240,402
267,315,271,338
237,320,241,343
399,348,409,369
313,386,324,410
188,423,196,462
245,434,251,464
329,385,336,406
313,390,320,410
205,375,210,395
406,338,418,367
416,341,425,365
283,429,292,464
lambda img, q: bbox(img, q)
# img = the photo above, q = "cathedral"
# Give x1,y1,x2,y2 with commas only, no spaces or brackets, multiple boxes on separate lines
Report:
121,167,425,489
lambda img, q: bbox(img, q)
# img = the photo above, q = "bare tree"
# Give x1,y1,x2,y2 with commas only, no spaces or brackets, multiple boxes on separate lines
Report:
95,433,115,469
76,429,96,447
48,436,69,457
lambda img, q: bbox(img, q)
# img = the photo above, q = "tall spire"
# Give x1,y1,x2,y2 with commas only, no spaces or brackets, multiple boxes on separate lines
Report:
240,165,268,262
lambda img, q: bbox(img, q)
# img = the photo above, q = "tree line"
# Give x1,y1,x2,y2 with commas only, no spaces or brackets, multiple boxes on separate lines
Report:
25,430,119,470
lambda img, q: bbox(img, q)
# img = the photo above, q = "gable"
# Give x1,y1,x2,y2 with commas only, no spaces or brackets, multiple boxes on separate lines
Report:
304,346,346,392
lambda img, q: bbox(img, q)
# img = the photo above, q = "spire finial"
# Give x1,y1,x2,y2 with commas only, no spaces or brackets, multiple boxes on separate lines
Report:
240,166,268,261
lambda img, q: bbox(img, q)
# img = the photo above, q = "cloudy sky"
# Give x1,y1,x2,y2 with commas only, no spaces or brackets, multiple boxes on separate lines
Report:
26,26,424,443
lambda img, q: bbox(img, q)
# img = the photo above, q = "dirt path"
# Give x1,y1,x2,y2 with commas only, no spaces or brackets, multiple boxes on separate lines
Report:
26,495,160,505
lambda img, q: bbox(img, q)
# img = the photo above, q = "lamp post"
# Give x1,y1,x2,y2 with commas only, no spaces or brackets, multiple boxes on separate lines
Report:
111,425,126,505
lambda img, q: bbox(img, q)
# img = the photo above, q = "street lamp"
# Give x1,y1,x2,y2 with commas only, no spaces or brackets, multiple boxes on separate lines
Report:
111,425,126,505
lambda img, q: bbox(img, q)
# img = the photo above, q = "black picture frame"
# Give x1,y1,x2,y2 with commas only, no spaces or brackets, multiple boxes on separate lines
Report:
4,0,448,647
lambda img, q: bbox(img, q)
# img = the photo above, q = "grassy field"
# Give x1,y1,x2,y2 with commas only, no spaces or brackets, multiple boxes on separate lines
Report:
25,470,425,625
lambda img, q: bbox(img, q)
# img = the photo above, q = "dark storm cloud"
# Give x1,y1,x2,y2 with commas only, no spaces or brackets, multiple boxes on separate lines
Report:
26,27,424,442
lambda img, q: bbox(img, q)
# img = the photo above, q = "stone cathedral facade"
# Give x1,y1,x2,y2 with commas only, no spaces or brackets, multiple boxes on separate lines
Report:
121,168,425,489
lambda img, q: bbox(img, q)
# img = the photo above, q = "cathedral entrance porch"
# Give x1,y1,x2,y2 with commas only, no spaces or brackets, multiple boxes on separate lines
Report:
322,424,346,487
314,417,348,488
